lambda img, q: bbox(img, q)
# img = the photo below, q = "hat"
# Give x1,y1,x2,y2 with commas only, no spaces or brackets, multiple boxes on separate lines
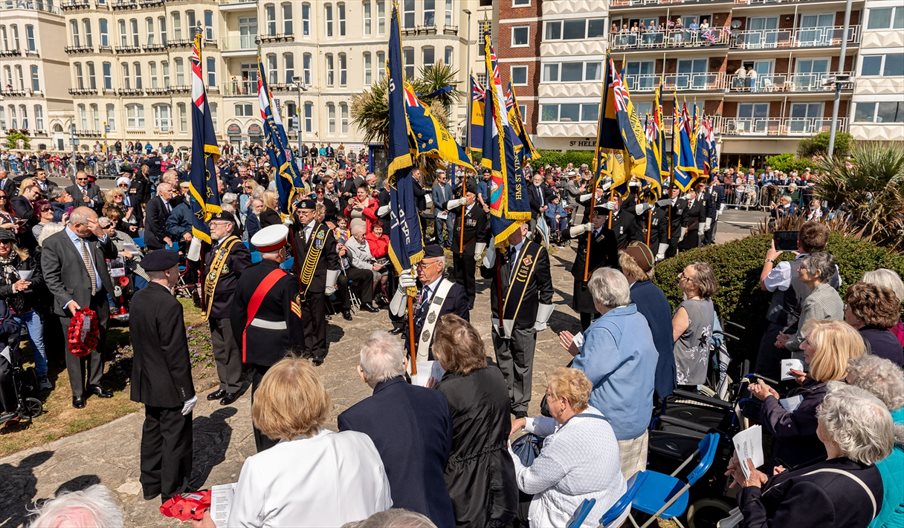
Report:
423,244,444,258
0,229,15,242
209,211,236,224
142,249,181,271
466,181,479,195
297,198,317,210
116,176,131,187
251,224,289,253
622,241,655,273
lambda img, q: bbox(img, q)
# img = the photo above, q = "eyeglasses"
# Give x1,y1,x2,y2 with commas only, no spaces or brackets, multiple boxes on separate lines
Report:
76,178,88,182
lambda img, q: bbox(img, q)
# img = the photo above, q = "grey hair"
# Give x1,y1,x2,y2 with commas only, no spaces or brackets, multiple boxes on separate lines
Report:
862,268,904,303
358,331,407,386
29,484,123,528
342,509,437,528
350,220,367,236
846,354,904,446
67,207,95,227
817,381,894,465
587,267,631,309
799,252,836,283
37,223,65,247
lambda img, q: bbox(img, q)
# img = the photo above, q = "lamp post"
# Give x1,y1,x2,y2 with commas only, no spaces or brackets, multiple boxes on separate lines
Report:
292,82,308,165
828,0,853,159
463,8,472,149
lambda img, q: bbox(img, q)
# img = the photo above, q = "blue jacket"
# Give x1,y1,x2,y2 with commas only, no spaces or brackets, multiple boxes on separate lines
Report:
338,377,456,528
572,304,658,440
165,200,193,239
630,280,676,400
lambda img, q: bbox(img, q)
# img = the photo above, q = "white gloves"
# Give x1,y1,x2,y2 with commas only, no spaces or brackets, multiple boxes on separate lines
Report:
656,198,673,207
697,224,705,238
656,243,668,261
181,395,197,416
599,177,614,192
569,223,592,238
705,217,712,231
398,269,417,289
635,203,653,215
579,193,592,202
325,269,339,296
602,201,617,211
534,304,554,332
482,238,497,268
474,242,487,262
377,204,390,217
446,198,465,210
679,227,687,242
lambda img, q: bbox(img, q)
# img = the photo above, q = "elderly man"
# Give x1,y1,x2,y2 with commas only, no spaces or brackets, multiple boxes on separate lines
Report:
144,182,174,250
343,219,381,313
559,267,657,479
338,331,455,528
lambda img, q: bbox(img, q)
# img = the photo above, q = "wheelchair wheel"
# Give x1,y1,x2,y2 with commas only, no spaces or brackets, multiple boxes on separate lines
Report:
22,397,43,419
688,497,733,528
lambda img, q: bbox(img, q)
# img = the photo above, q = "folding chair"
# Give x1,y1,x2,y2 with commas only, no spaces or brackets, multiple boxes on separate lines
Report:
133,236,145,250
568,471,644,528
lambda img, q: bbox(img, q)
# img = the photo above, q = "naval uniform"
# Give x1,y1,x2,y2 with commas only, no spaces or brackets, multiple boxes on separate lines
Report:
395,276,471,363
230,259,305,452
665,197,688,257
203,234,252,396
679,195,706,250
129,282,195,501
450,202,487,307
291,220,340,363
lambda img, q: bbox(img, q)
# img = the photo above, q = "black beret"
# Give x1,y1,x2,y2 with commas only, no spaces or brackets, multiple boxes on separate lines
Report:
297,198,317,210
210,211,237,224
142,249,180,271
466,181,479,195
423,244,444,258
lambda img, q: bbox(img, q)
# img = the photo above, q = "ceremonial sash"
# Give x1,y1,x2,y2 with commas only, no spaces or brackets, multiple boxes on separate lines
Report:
298,223,328,300
203,236,241,320
417,279,454,362
497,242,543,338
242,268,286,363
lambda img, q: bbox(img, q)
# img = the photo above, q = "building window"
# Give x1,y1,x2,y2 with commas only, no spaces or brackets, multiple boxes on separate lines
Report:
866,7,904,30
403,46,414,78
34,105,43,130
158,16,167,45
510,65,527,85
25,24,36,51
0,107,5,130
14,65,22,91
106,103,115,131
133,62,142,89
377,0,386,34
424,0,435,27
325,53,335,86
539,103,599,122
149,61,157,88
130,18,139,47
206,57,216,87
303,53,312,85
363,52,372,85
98,19,108,47
126,104,144,129
403,0,415,28
146,17,155,46
282,3,293,35
445,0,453,27
30,65,39,91
444,46,453,67
542,61,602,82
302,3,311,36
423,46,434,69
340,102,349,134
376,51,386,80
87,62,96,89
235,103,253,117
513,0,530,5
10,26,18,51
177,102,187,132
9,105,17,129
266,53,277,83
854,101,904,123
90,103,99,131
210,102,218,129
511,26,529,47
265,4,277,36
175,58,185,85
518,104,527,119
478,24,490,56
70,20,80,47
327,102,336,133
338,53,347,86
74,62,84,90
78,104,87,130
121,63,130,89
172,12,181,40
204,10,214,40
363,1,372,35
338,2,346,36
544,18,605,41
82,18,92,47
118,20,126,47
162,60,170,86
325,4,333,37
278,52,292,83
103,62,112,90
304,101,313,132
860,53,904,77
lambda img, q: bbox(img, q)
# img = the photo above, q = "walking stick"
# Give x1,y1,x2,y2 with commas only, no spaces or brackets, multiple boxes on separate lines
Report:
646,203,653,246
582,186,597,283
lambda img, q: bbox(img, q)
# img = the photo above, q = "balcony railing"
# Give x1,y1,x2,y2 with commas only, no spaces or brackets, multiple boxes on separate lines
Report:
610,28,730,50
111,0,138,9
114,44,143,53
138,0,164,6
168,85,191,93
730,25,861,50
0,49,20,57
223,81,256,96
64,45,93,54
68,88,98,95
721,117,845,136
624,72,727,92
727,71,854,93
219,0,257,6
443,25,458,35
0,89,27,97
2,1,62,14
76,130,103,137
61,0,91,10
143,43,167,52
259,33,295,44
117,88,144,96
220,36,258,52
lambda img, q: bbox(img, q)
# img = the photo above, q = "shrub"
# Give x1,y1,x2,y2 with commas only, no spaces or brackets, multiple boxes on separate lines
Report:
533,150,596,169
797,131,852,158
654,233,904,361
764,153,812,174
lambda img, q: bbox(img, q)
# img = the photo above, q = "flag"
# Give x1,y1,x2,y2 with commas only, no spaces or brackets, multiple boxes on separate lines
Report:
188,33,221,244
468,75,485,156
695,110,709,179
642,116,663,198
672,102,696,191
706,116,719,174
506,83,540,161
483,33,530,246
653,81,669,177
403,82,474,171
258,58,304,215
596,55,647,186
386,3,423,275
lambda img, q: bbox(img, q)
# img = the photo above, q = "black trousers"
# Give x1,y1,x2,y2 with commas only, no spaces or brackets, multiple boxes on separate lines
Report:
250,364,278,452
344,268,374,306
302,292,328,360
209,318,243,393
60,293,109,399
140,404,192,501
452,253,476,306
493,326,537,418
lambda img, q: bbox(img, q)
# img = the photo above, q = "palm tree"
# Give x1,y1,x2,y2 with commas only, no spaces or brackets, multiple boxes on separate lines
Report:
813,142,904,250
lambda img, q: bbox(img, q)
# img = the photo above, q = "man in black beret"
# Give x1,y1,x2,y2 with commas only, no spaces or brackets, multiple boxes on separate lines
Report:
447,181,487,309
129,249,195,502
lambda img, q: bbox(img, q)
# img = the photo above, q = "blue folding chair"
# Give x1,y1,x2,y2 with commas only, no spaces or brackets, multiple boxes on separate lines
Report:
626,432,721,528
133,236,145,250
568,471,646,528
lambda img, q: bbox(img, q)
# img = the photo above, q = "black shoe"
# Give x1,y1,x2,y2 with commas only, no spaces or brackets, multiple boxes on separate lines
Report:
206,389,226,401
312,357,325,366
142,490,160,501
361,303,379,313
219,392,240,406
390,326,404,335
72,396,86,409
342,310,353,321
88,385,113,398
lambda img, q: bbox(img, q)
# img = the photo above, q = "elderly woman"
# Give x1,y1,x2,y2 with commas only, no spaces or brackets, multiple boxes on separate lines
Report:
225,357,392,526
672,261,717,386
863,268,904,347
844,282,903,366
750,320,865,468
846,354,904,527
509,368,628,528
729,382,892,527
560,267,658,479
776,252,843,352
433,314,517,527
344,219,381,313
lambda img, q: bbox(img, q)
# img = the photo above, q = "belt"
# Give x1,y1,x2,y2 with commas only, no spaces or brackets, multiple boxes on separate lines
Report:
249,318,288,330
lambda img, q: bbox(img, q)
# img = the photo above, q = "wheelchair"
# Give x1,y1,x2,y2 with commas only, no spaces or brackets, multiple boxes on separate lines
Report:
0,344,44,426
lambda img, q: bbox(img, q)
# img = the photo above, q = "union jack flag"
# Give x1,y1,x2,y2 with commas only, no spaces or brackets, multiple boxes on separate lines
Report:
611,63,629,113
471,76,485,101
504,89,514,111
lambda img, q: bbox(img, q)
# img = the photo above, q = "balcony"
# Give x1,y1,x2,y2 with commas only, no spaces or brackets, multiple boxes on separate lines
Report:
68,88,98,96
0,49,20,57
143,43,167,52
138,0,164,6
611,0,733,6
117,88,144,96
259,33,295,44
76,130,103,137
60,0,91,10
64,45,94,54
443,25,458,36
145,87,168,95
221,36,258,57
111,0,138,9
624,72,727,92
114,44,143,54
219,0,258,11
0,89,27,97
721,117,846,137
726,71,854,93
610,28,730,51
3,2,62,14
222,81,257,97
730,26,861,50
168,85,191,94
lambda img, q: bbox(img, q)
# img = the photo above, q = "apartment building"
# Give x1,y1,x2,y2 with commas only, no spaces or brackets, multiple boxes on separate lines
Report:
0,1,72,150
850,0,903,142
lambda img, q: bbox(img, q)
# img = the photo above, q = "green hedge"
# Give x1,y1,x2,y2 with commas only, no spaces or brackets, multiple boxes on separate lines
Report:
653,233,904,359
532,150,596,169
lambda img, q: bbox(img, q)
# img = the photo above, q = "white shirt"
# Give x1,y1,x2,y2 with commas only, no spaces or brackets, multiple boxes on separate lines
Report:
228,429,392,527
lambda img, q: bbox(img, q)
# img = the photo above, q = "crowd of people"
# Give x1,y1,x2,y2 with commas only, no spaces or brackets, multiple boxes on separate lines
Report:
0,144,900,528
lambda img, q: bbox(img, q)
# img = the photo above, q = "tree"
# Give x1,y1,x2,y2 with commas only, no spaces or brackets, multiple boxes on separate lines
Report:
797,131,852,159
813,142,904,250
4,130,30,150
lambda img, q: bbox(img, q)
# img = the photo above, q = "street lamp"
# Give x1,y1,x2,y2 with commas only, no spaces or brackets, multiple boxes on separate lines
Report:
827,0,853,159
463,8,472,148
824,73,853,159
292,82,309,163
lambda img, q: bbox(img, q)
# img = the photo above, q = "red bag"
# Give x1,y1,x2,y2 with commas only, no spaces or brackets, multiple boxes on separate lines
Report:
67,307,100,358
160,491,211,521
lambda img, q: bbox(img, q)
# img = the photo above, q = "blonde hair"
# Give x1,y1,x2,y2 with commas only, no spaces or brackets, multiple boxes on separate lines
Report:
104,188,125,203
432,314,487,375
18,177,36,196
263,190,279,211
618,250,653,283
805,320,865,382
546,367,592,413
252,357,330,440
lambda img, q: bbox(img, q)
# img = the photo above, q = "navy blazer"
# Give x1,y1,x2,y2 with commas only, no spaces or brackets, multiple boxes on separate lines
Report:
338,377,455,528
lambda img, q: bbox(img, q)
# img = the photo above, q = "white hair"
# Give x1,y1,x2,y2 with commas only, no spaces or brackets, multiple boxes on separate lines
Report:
587,267,631,308
846,355,904,446
817,381,894,465
342,509,437,528
358,331,406,386
862,268,904,303
38,223,65,247
29,484,123,528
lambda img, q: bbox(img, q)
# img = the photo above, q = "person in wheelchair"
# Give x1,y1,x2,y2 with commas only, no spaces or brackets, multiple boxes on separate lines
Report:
0,296,33,423
342,220,381,315
99,217,147,317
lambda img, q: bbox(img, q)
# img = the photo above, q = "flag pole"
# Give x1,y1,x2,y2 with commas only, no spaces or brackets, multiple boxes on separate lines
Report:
646,201,653,246
585,53,611,283
408,295,416,374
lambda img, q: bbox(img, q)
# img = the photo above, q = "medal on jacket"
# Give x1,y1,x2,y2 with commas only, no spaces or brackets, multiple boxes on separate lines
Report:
203,236,240,320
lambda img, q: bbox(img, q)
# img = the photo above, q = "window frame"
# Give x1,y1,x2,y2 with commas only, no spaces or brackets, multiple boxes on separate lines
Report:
511,26,530,47
510,65,528,86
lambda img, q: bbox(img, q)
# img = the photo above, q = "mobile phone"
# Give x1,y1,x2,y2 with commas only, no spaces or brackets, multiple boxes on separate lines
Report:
773,230,799,252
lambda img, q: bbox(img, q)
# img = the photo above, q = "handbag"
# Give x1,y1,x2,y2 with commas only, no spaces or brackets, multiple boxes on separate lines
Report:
510,433,544,467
